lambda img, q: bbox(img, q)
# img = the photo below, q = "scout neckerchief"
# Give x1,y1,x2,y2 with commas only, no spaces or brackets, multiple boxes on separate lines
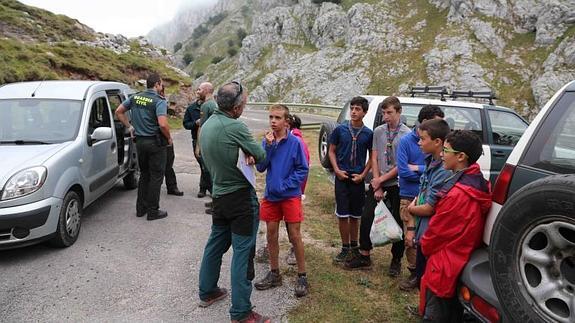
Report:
347,121,365,167
384,122,402,166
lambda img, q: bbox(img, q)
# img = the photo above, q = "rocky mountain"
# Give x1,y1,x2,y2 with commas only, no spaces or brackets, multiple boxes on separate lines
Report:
0,0,190,91
150,0,575,119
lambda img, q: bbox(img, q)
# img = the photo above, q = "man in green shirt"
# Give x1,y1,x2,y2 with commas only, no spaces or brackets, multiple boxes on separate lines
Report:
198,82,270,323
195,82,217,197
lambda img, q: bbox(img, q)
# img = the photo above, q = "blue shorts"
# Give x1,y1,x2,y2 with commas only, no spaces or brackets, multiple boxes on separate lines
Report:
334,177,365,219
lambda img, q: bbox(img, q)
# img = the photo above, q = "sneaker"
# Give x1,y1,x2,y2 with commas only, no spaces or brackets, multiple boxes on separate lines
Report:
349,247,361,261
254,271,282,290
333,248,351,264
231,311,271,323
255,245,269,263
294,275,309,297
286,246,296,266
199,287,228,308
344,255,372,270
399,273,419,291
388,258,402,277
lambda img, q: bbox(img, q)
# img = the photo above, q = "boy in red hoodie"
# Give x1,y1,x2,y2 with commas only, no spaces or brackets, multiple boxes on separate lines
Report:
419,130,492,322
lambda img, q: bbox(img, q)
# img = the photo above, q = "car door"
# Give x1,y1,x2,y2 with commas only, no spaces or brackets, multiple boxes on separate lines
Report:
486,108,529,183
82,92,118,203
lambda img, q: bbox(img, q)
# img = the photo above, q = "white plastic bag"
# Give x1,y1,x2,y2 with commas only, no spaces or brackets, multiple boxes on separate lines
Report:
369,201,403,247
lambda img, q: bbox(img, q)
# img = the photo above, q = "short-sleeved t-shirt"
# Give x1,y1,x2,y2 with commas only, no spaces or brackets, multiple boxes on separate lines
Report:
122,89,167,136
329,121,373,174
372,123,411,187
200,99,218,125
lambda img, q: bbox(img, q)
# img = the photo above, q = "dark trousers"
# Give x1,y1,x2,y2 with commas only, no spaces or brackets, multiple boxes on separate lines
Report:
422,289,463,322
359,185,404,259
415,244,427,281
164,145,178,191
193,139,212,193
136,138,166,214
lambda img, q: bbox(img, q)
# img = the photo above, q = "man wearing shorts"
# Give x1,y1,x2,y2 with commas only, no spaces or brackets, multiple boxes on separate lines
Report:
254,104,309,297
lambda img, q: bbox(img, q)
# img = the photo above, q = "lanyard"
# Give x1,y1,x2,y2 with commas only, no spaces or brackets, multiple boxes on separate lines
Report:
348,122,364,167
384,123,402,166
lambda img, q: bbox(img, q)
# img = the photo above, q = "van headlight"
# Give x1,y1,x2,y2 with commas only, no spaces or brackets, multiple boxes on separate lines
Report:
1,167,47,200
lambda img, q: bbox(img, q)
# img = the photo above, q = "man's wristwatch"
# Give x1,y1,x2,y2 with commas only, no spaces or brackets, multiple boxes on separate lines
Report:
406,226,416,231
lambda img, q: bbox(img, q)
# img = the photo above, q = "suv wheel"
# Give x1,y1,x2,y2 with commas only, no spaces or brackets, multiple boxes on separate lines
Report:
49,191,82,247
490,175,575,322
318,121,337,169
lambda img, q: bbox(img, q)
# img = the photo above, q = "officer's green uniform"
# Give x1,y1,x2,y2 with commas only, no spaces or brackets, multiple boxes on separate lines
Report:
198,109,266,321
200,98,218,125
122,89,167,215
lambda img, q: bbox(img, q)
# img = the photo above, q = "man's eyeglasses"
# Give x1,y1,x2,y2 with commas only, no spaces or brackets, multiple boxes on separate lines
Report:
231,81,243,104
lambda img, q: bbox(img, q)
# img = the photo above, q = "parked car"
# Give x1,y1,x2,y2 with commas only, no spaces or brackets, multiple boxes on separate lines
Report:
0,80,138,249
459,80,575,322
318,87,529,183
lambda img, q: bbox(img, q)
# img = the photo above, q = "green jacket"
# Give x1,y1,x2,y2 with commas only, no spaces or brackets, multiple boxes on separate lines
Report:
200,98,218,125
200,110,266,198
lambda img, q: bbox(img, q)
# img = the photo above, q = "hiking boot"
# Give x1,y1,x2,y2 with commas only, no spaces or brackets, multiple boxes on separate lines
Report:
333,248,351,264
349,247,361,261
399,273,419,291
286,246,296,266
167,188,184,196
388,258,402,277
231,311,271,323
255,245,269,263
254,271,282,290
147,209,168,221
199,287,228,308
344,255,372,270
294,275,309,297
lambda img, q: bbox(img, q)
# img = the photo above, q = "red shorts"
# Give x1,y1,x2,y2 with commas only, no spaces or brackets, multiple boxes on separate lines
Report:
260,197,303,223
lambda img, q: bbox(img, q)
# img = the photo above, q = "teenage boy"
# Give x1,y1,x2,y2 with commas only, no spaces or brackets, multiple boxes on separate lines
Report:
407,119,452,287
254,105,310,297
396,105,445,290
419,130,492,321
328,96,373,264
345,96,410,272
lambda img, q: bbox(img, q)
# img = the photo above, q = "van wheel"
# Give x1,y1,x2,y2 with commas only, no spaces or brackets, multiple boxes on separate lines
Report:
489,175,575,323
123,168,139,190
50,191,82,248
318,121,337,169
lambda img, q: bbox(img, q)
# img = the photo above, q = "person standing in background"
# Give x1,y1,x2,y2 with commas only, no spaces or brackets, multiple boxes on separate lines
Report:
195,82,217,198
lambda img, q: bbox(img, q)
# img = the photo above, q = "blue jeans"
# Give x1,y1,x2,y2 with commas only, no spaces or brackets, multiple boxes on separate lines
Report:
199,188,259,321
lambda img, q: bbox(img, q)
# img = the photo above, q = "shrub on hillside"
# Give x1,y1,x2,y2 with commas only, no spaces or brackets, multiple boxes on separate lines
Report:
173,42,183,52
183,52,194,65
211,56,224,64
227,48,238,57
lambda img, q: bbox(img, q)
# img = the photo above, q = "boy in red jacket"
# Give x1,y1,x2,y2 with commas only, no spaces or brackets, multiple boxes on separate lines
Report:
419,130,492,322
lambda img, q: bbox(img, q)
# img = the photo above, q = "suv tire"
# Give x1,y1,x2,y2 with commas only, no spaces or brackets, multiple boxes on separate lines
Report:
318,121,337,169
489,174,575,323
49,191,82,248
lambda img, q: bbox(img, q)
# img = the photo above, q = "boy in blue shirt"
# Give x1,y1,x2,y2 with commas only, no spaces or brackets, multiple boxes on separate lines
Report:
328,96,373,263
254,104,309,297
396,105,445,290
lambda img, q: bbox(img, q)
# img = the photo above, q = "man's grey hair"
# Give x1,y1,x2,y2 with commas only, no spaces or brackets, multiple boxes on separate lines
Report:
216,82,245,112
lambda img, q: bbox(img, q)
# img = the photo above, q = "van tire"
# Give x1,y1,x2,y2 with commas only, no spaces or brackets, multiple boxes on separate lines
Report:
318,121,337,169
489,174,575,323
49,191,82,248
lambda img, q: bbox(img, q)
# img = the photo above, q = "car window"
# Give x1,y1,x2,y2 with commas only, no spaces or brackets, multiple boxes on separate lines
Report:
0,99,83,143
488,110,528,146
88,97,111,135
523,91,575,173
336,101,350,124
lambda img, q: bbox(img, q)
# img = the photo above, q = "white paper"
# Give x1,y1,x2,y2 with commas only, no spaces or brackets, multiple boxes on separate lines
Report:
237,148,256,188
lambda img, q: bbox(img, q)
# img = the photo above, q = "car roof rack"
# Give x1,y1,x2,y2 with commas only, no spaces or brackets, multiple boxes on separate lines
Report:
450,90,497,105
409,86,448,101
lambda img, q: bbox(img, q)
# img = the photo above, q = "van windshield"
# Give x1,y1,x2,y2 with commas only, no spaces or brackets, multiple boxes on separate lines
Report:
0,99,84,144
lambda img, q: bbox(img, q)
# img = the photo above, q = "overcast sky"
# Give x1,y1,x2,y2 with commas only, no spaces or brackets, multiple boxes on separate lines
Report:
19,0,214,37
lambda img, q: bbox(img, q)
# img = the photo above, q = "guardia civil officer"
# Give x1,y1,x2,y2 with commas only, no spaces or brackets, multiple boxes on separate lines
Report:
116,73,172,221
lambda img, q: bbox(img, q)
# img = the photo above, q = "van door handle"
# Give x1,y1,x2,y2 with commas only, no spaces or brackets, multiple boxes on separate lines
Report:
493,151,506,158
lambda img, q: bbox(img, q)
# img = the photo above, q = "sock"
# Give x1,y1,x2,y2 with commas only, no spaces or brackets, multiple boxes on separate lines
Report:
342,243,351,249
298,272,307,277
271,269,279,274
350,241,358,248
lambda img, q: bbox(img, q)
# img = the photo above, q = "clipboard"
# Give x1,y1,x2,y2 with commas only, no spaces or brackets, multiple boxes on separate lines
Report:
237,148,256,188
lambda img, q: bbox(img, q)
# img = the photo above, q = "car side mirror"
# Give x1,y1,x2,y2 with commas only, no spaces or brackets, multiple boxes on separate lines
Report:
90,127,113,144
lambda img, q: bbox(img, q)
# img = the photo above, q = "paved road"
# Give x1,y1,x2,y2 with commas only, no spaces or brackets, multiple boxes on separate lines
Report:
0,129,298,322
241,108,335,133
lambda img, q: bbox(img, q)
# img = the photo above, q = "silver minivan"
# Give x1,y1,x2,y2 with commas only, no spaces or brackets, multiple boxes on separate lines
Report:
0,81,138,249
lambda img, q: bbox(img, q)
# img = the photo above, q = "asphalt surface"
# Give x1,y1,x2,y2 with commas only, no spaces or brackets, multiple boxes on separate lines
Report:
0,119,334,322
241,108,336,133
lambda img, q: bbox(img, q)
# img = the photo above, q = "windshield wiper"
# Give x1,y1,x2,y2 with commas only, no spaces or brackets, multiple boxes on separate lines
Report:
0,140,52,145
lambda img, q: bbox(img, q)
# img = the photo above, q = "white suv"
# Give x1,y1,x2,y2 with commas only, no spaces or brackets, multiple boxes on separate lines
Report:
459,81,575,322
318,87,529,183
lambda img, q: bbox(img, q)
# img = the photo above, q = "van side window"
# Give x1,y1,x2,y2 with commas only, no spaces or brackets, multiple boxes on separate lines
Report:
441,106,484,142
88,97,111,135
524,92,575,173
488,110,528,146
